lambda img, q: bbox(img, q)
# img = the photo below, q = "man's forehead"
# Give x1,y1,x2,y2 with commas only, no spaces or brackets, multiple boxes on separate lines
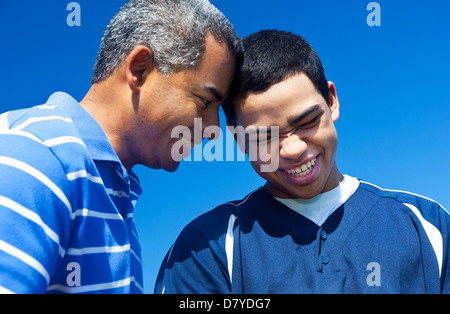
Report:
190,35,236,94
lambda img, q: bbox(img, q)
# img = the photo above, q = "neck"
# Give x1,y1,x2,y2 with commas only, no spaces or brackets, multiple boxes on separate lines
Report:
323,162,344,193
80,81,135,171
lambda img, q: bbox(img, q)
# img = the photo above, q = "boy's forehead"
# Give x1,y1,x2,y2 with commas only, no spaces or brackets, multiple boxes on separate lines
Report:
235,73,322,127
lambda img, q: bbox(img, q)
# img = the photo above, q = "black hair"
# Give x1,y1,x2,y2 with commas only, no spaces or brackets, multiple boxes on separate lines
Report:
223,30,329,126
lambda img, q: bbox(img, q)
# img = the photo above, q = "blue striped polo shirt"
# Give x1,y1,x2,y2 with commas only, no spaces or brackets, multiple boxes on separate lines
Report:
0,92,143,294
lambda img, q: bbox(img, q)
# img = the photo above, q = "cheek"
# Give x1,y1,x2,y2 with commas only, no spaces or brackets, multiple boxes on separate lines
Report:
317,129,338,167
249,160,273,180
325,123,338,151
154,100,199,132
313,118,338,152
247,142,281,175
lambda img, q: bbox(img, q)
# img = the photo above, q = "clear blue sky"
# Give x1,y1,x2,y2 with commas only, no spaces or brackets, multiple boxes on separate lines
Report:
0,0,449,293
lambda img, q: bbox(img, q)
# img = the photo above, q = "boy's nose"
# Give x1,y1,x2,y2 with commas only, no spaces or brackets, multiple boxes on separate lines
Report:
279,134,307,160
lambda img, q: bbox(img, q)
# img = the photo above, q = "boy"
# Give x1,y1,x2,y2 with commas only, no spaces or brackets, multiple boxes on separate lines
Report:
155,30,449,293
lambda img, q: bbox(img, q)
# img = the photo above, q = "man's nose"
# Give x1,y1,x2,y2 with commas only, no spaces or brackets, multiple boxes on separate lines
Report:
279,134,307,160
202,110,220,140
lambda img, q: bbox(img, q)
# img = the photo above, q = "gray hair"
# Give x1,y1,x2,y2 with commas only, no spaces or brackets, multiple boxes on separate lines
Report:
91,0,243,84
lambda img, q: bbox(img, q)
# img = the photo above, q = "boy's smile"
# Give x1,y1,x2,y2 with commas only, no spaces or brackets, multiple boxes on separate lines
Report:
235,73,343,199
279,154,320,185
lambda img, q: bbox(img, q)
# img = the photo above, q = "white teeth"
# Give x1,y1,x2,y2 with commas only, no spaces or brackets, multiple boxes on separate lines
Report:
283,157,316,177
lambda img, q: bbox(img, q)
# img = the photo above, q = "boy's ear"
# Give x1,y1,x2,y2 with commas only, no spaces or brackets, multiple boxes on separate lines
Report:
328,81,340,123
126,46,155,92
227,124,248,155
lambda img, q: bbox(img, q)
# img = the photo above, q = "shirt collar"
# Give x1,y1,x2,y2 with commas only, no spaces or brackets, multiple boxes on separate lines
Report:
45,92,121,164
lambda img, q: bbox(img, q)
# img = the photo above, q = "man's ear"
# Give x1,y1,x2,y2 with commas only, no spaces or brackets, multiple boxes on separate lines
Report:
126,46,154,92
328,81,340,123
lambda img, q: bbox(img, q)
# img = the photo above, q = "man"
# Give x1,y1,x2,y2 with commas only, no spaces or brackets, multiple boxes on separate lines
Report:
0,0,241,294
155,30,449,294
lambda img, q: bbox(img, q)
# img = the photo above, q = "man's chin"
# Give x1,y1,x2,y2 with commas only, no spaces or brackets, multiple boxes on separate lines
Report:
163,160,181,173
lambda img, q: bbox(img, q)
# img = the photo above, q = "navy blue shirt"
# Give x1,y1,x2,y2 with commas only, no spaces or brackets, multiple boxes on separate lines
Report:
155,180,449,294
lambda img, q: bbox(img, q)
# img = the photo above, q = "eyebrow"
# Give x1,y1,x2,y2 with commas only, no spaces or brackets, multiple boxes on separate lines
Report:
244,104,323,137
205,86,223,102
287,104,322,126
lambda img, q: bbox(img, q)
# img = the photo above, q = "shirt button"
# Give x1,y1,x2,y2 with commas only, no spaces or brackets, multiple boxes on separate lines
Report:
320,230,328,240
321,254,330,265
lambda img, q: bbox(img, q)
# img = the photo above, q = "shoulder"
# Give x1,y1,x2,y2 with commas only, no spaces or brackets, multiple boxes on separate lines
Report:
358,180,450,281
0,103,95,214
0,106,80,212
2,104,85,149
0,106,72,187
165,188,265,264
1,103,92,173
358,180,449,221
155,188,265,293
178,187,266,241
